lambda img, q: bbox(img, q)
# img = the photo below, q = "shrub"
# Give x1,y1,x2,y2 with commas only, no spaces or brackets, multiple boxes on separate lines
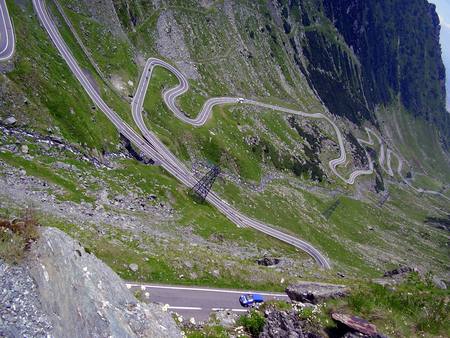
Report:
0,208,40,264
237,310,265,337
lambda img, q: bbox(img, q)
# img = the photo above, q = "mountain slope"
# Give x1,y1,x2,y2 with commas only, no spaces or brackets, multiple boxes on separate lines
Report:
0,0,449,295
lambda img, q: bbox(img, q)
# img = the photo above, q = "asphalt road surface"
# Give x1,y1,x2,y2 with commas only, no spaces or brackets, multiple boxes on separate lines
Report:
126,283,289,321
0,0,14,61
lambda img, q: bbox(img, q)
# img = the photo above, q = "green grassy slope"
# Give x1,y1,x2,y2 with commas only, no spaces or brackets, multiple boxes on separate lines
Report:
0,0,449,288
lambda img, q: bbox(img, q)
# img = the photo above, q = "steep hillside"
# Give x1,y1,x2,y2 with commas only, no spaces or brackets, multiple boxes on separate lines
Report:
321,0,449,145
0,0,449,306
102,0,450,178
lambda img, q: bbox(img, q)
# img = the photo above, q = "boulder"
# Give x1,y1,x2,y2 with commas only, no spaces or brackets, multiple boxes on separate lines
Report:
285,282,349,304
332,313,387,338
20,145,29,154
432,276,447,290
257,256,280,266
3,116,17,125
129,263,139,272
213,310,239,328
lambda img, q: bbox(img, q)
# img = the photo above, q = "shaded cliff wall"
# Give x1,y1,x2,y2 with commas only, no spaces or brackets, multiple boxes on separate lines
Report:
275,0,449,145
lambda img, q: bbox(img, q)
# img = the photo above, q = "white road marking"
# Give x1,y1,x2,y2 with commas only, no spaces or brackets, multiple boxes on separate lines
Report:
125,283,288,297
212,308,248,312
167,306,203,311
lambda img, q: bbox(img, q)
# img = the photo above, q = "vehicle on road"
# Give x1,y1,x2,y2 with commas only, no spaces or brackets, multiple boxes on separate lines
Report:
239,293,264,307
237,97,245,103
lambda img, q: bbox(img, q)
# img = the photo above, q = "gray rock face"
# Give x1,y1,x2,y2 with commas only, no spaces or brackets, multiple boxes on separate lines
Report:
285,282,349,304
26,227,181,338
214,310,238,328
432,276,447,290
260,307,324,338
155,10,199,79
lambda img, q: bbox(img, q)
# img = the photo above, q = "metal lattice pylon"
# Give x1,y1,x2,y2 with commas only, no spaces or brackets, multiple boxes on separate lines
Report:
191,166,220,202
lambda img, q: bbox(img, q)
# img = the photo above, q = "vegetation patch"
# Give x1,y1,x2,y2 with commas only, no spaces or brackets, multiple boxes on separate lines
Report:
237,309,266,337
0,209,40,264
330,273,450,337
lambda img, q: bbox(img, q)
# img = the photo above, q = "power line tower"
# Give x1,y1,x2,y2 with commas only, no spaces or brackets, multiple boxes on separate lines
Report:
191,166,220,202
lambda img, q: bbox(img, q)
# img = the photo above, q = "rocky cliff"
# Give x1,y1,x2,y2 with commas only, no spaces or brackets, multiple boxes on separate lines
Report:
275,0,449,145
322,0,448,139
0,227,181,338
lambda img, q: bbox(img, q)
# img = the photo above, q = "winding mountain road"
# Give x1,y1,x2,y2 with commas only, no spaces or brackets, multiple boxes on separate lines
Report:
0,0,445,270
31,0,332,269
133,58,375,185
0,0,14,61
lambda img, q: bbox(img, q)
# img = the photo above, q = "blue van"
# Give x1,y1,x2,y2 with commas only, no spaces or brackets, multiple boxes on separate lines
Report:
239,293,264,307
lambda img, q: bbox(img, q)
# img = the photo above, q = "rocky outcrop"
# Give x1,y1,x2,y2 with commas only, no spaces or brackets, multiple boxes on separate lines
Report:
155,10,199,79
64,0,127,39
2,227,181,338
332,313,387,338
424,215,450,232
257,256,280,266
260,307,324,338
276,0,449,146
383,266,414,278
214,310,239,328
321,0,449,145
285,282,349,304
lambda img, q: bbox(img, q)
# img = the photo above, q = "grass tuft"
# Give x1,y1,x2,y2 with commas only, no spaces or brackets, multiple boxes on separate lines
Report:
0,208,40,264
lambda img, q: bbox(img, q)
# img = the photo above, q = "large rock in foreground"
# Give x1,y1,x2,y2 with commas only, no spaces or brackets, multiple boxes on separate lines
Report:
24,227,181,338
286,282,349,304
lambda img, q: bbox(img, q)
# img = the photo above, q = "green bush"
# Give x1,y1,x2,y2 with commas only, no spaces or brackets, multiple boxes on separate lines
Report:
237,310,266,337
